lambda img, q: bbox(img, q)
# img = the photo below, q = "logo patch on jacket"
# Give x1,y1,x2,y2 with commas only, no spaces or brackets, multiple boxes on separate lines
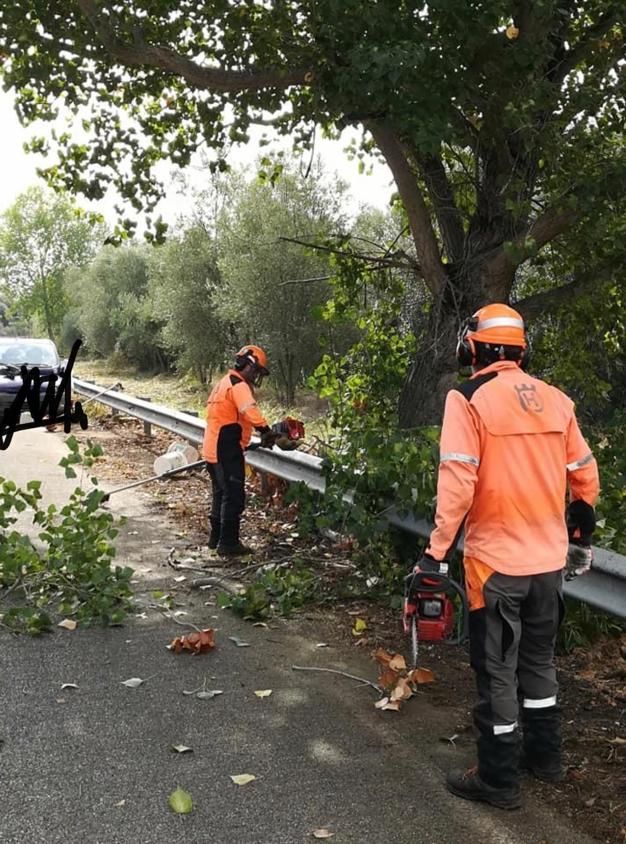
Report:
514,383,544,412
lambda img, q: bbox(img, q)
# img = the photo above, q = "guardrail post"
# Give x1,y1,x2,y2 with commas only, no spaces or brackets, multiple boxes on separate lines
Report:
139,397,152,437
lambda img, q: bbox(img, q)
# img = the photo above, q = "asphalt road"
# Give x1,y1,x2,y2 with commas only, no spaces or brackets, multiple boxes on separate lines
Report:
0,426,596,844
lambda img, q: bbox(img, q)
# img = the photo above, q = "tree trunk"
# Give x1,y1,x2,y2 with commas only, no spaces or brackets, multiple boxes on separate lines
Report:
40,279,55,341
398,262,504,427
398,307,460,427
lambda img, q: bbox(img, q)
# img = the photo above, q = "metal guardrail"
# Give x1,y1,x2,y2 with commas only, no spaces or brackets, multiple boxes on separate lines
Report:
73,377,626,618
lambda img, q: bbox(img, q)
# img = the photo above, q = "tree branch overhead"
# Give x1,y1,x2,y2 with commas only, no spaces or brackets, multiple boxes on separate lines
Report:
75,0,310,92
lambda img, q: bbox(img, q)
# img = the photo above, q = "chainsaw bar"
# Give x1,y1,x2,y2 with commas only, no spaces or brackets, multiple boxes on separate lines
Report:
410,614,419,670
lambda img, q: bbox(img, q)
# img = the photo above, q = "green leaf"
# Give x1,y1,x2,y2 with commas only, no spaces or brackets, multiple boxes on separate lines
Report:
168,787,193,814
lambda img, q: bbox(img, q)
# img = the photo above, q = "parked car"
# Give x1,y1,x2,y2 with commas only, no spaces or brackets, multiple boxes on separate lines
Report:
0,337,69,422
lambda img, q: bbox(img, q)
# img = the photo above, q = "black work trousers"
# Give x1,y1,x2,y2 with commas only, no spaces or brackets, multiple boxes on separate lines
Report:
207,447,245,547
468,568,564,787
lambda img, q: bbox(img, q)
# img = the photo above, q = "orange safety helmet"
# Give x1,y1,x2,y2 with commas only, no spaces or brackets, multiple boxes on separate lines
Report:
234,344,270,384
457,304,527,367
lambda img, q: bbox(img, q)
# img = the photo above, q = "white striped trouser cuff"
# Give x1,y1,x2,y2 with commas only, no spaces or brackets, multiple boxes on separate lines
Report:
493,722,518,735
523,696,557,709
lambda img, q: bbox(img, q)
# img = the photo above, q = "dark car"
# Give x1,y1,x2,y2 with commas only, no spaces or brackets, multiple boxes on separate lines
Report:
0,337,69,423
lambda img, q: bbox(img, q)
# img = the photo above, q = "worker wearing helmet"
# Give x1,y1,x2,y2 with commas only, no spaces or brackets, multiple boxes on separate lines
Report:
202,345,276,555
412,303,599,809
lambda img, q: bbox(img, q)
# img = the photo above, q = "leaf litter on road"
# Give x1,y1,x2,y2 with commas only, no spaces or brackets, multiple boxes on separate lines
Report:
168,787,193,814
230,774,256,786
169,628,216,654
372,649,435,711
121,677,146,689
182,674,223,699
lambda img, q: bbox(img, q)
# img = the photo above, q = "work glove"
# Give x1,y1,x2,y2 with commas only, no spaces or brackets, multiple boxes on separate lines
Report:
565,543,593,580
274,435,298,451
404,553,448,597
258,427,280,449
565,499,595,580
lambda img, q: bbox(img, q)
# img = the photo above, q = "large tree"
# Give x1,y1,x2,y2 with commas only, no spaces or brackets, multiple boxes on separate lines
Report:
0,186,99,340
1,2,623,421
216,163,345,403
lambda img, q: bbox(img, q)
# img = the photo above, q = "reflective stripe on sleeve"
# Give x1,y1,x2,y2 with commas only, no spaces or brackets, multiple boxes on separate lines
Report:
493,722,518,735
440,452,480,467
239,401,257,413
522,696,557,709
566,453,594,472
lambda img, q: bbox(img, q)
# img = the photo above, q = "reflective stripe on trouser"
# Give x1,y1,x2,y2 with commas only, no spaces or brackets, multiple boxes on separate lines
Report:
467,565,564,786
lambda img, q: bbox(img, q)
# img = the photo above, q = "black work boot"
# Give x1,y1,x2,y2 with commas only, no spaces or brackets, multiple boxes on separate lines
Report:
450,727,522,809
208,517,221,550
446,766,522,810
521,705,564,782
216,542,253,557
216,520,253,557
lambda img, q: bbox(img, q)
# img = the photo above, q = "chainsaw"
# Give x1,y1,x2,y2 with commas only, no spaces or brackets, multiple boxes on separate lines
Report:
270,416,305,450
403,567,468,669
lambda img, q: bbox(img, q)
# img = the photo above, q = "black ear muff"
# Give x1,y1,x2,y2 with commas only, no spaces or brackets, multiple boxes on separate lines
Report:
519,337,531,371
456,317,477,367
235,349,255,371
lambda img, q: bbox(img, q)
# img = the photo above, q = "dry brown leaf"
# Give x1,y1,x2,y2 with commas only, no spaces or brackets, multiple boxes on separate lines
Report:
409,668,435,685
388,654,407,672
312,830,334,839
170,628,216,655
372,648,393,667
58,618,77,631
390,677,413,702
378,668,401,690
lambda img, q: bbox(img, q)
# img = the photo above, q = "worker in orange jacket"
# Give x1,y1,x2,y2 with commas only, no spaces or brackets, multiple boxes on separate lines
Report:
202,345,276,556
410,303,599,809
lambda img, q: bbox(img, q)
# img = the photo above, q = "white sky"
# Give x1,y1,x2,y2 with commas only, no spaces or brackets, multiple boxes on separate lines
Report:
0,88,395,227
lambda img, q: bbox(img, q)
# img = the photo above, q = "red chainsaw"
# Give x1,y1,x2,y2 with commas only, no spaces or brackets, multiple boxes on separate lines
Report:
269,416,306,450
403,567,468,668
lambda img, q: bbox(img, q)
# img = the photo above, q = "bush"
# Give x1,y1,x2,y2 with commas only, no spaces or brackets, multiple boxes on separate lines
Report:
0,437,133,633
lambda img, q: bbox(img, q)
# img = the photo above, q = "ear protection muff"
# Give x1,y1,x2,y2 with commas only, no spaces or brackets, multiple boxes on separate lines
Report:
456,317,478,367
456,318,531,370
234,349,255,371
519,338,531,371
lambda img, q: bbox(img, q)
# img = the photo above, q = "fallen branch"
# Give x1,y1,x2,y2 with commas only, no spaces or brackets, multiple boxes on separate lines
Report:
291,664,382,694
190,575,241,594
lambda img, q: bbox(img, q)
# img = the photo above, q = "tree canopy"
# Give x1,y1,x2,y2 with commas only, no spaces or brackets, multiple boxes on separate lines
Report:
1,1,623,419
0,186,100,340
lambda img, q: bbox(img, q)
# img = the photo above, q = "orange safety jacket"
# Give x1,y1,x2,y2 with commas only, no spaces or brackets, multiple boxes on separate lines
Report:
202,370,269,464
426,361,600,575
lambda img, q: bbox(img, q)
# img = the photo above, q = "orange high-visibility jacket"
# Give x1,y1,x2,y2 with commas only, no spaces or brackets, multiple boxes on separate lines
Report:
427,361,600,575
202,370,268,463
